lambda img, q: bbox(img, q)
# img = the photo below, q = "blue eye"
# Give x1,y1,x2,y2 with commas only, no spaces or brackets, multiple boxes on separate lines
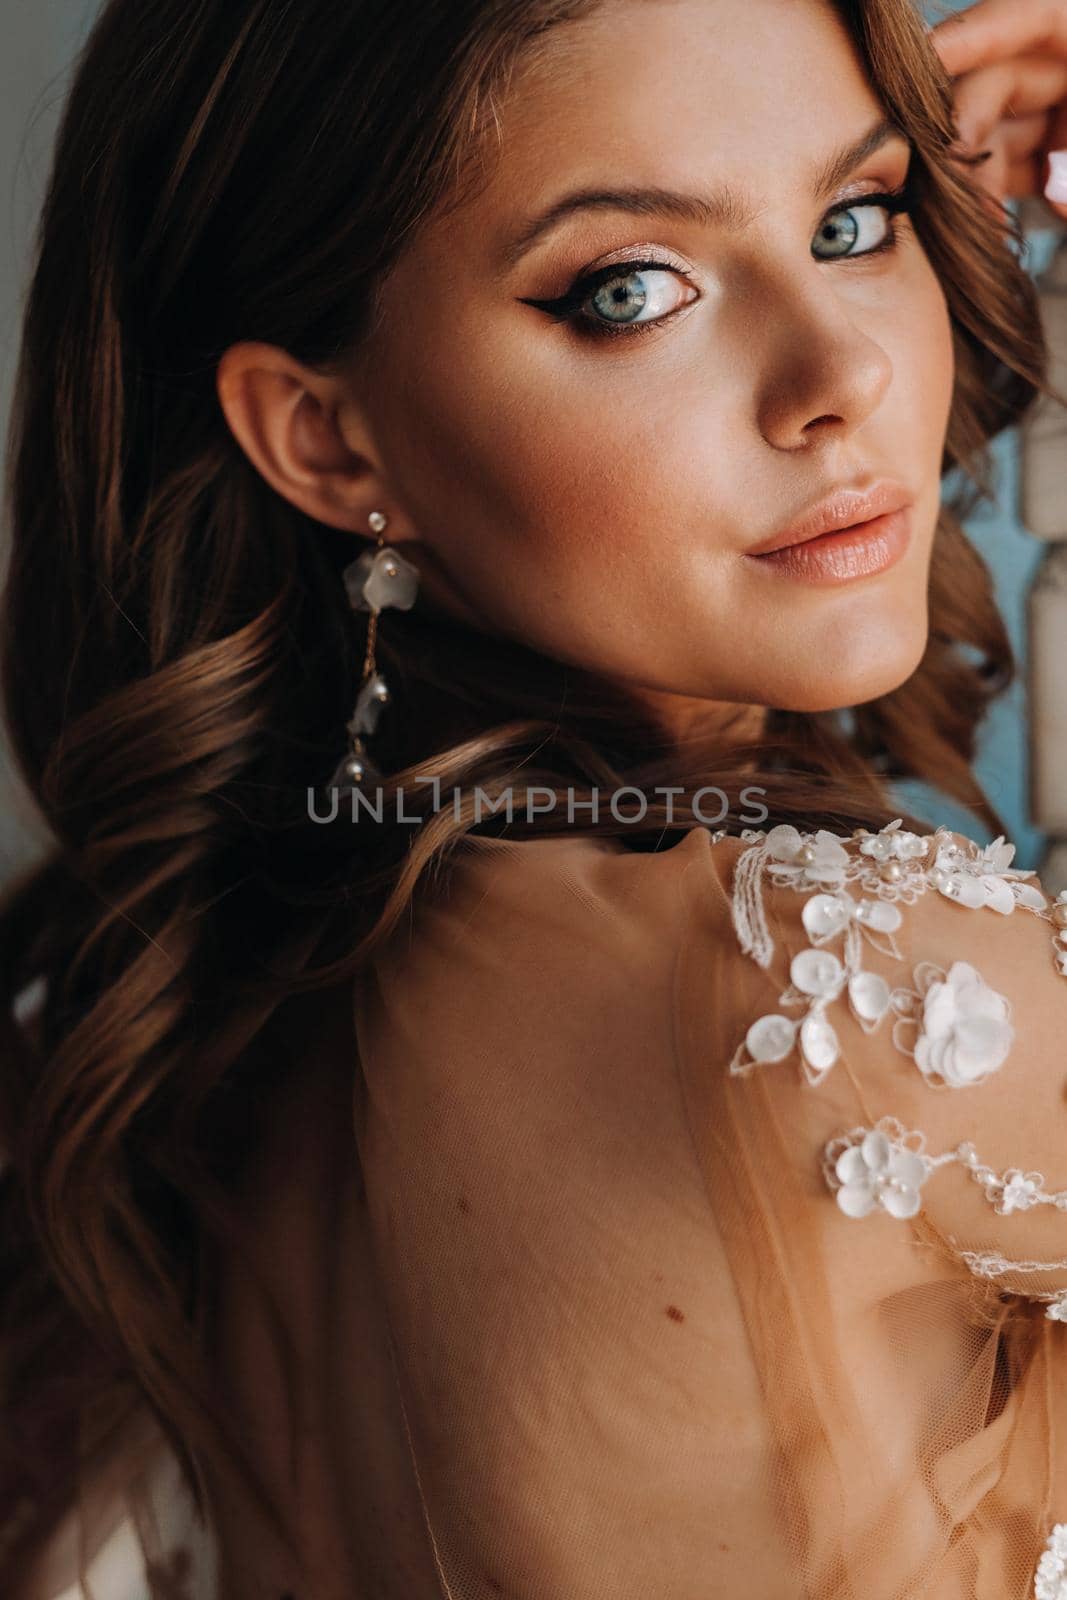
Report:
585,265,695,327
812,189,914,261
519,257,698,339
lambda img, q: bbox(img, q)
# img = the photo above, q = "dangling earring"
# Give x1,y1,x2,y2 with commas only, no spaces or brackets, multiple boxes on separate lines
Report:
327,509,419,793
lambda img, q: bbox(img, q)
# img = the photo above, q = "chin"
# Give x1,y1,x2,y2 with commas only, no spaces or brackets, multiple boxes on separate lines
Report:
762,628,929,714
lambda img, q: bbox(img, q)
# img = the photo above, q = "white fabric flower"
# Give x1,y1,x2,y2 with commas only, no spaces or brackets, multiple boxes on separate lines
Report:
1045,1296,1067,1325
790,948,846,998
1056,897,1067,976
1000,1172,1042,1215
765,825,850,888
1035,1523,1067,1598
858,819,927,861
802,891,903,948
976,836,1047,904
832,1129,929,1220
743,1013,797,1064
913,961,1014,1087
931,834,1048,914
981,835,1017,874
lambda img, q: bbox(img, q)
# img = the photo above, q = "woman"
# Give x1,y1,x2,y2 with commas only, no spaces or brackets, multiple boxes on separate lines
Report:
3,0,1067,1594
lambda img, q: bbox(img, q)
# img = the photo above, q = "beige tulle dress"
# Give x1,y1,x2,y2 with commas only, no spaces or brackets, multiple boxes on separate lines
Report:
24,819,1067,1600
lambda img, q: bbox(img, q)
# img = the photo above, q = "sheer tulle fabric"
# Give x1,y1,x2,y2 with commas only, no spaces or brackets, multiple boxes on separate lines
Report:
350,824,1067,1599
28,822,1067,1598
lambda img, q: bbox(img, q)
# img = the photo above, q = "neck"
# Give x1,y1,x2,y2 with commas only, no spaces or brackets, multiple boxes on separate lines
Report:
632,688,769,757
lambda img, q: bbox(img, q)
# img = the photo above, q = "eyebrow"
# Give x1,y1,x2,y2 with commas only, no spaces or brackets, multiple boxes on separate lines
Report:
499,115,909,270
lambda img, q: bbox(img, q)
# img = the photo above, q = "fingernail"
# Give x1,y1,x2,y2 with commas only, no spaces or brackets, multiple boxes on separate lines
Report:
1045,150,1067,205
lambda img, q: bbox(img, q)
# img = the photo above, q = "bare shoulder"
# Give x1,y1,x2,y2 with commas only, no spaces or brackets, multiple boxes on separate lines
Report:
431,824,713,922
352,824,726,1136
376,824,719,985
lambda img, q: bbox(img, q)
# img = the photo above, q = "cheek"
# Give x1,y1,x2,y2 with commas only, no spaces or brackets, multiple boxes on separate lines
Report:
901,258,955,440
929,306,955,435
380,331,724,637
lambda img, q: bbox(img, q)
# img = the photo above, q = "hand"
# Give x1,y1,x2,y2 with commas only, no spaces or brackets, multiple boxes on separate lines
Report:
929,0,1067,222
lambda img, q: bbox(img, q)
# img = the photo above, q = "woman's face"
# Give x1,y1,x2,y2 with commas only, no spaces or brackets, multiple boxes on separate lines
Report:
344,0,954,717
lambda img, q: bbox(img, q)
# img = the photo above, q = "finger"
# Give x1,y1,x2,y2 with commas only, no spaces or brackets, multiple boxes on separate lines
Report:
1043,97,1067,215
1041,168,1067,220
958,118,1050,202
1049,91,1067,152
955,102,1053,161
951,55,1067,146
967,138,1013,206
1002,108,1054,160
930,0,1067,79
1004,153,1045,197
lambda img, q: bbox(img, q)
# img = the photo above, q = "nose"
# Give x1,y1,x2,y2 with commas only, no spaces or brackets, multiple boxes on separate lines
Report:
754,276,893,452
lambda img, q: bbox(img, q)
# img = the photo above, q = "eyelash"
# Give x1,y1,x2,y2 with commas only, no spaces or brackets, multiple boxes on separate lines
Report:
524,181,916,342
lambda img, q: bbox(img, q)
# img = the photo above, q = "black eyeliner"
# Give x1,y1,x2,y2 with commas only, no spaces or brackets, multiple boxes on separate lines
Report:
517,176,917,334
517,257,688,323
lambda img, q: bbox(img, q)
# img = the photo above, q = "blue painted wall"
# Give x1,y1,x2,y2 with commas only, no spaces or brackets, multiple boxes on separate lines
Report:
893,1,1055,869
895,412,1051,872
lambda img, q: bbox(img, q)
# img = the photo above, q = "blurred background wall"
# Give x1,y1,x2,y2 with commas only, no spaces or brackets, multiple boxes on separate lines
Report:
1,0,99,882
902,0,1067,874
0,1,1064,881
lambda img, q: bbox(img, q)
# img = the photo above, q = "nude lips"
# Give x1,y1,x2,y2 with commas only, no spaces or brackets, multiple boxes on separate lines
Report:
748,505,913,583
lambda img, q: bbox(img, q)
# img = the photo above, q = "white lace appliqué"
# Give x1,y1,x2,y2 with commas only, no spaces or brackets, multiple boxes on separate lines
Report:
1036,1524,1067,1599
724,820,1067,1310
958,1249,1067,1323
1054,891,1067,978
727,820,1037,1086
894,959,1015,1088
823,1121,931,1220
823,1115,1067,1318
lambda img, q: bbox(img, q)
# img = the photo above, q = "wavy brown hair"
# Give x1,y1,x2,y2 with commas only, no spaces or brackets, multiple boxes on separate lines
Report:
0,0,1057,1588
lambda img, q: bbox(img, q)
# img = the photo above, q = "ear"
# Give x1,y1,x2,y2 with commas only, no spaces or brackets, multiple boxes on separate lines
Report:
215,341,421,543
